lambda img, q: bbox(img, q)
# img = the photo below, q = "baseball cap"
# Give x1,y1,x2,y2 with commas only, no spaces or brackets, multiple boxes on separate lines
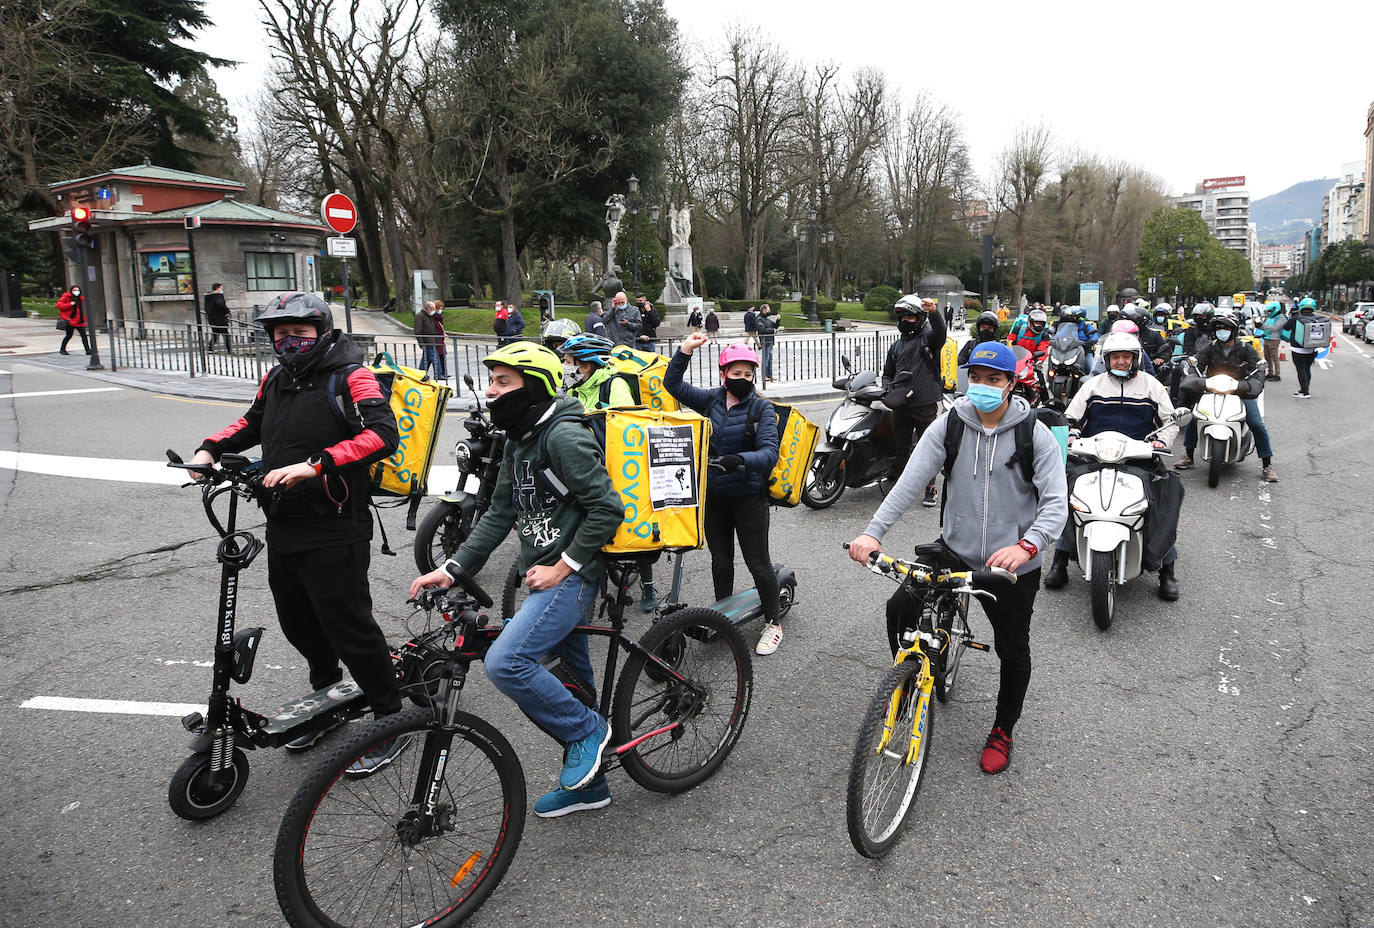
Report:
959,341,1017,374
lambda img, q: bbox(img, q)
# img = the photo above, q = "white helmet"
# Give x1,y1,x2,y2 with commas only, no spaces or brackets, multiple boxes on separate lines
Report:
1099,331,1142,374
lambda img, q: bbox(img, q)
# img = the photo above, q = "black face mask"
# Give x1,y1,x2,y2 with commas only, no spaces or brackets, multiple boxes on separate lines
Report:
977,327,998,343
724,376,755,399
488,384,551,436
898,317,926,336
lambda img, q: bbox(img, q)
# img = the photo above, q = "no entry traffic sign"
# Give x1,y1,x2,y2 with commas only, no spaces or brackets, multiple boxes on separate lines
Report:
320,191,357,235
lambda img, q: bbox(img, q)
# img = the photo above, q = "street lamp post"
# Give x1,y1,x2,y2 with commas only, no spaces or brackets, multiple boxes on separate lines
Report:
1162,233,1202,308
798,208,834,325
993,245,1017,309
623,175,659,296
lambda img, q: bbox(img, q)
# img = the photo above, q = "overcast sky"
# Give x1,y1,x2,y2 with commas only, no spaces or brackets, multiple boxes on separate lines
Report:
192,0,1371,201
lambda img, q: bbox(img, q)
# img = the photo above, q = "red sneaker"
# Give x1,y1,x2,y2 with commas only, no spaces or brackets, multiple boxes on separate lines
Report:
980,726,1013,774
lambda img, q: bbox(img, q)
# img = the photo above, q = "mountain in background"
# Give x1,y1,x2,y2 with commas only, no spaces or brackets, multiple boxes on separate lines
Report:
1251,178,1334,245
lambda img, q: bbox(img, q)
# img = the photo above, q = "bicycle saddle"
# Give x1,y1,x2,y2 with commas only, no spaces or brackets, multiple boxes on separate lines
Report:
912,541,962,569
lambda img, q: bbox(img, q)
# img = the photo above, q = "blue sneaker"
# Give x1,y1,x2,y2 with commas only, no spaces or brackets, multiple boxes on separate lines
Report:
534,776,611,818
560,716,611,789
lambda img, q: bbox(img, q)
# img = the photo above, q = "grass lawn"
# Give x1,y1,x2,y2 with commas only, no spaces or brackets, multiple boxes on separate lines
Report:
391,307,503,335
23,297,58,318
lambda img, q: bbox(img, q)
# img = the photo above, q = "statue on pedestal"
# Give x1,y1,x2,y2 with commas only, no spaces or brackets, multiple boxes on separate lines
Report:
604,194,625,271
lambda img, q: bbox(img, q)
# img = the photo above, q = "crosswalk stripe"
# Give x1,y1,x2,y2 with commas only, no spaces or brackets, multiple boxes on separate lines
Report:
21,696,205,717
0,387,122,399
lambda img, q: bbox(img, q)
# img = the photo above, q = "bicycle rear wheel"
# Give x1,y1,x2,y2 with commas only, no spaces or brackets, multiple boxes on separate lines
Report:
612,607,753,793
274,707,525,928
846,658,935,858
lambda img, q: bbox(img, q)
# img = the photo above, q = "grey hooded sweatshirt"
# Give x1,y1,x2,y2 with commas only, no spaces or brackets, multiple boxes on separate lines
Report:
864,396,1068,575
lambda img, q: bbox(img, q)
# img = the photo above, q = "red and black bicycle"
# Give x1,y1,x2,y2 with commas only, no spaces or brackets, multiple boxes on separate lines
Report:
273,556,753,928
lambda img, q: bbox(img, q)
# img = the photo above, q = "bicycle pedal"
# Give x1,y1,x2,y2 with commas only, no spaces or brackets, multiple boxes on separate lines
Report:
967,641,990,651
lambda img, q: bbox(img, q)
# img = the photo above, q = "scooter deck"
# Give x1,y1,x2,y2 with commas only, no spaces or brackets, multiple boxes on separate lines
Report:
257,679,369,738
703,566,796,627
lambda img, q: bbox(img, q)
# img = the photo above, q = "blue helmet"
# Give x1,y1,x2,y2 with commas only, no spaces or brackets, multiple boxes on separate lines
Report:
560,333,614,366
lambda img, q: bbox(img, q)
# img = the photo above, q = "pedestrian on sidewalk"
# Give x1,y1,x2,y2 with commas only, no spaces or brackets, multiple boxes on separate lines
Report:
743,305,759,348
205,283,232,353
756,304,779,380
414,300,442,375
704,307,719,336
56,285,90,355
430,302,449,380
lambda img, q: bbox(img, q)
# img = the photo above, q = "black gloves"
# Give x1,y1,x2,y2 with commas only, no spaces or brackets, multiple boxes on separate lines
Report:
717,454,746,473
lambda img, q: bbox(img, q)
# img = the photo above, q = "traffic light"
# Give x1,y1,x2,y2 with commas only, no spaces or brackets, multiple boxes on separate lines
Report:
70,205,96,249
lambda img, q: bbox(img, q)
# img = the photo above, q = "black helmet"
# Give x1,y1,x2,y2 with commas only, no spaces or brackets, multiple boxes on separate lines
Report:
1120,304,1146,326
259,292,336,379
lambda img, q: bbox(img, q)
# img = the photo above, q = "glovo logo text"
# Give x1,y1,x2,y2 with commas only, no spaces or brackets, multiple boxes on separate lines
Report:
383,385,426,488
617,423,653,539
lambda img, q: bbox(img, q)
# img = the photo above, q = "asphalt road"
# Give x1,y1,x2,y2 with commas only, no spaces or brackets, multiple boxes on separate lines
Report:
0,345,1369,928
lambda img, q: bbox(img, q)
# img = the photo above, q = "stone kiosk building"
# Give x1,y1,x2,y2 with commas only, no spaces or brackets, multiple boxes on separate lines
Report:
29,163,327,332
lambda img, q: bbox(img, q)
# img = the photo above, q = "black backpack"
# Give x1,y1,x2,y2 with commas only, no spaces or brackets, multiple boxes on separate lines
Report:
937,408,1063,522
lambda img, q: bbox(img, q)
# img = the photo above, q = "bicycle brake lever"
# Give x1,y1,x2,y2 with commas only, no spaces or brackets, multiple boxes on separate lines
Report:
963,587,998,603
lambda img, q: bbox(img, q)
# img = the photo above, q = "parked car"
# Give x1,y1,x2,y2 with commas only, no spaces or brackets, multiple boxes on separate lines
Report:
1363,315,1374,344
1343,302,1374,334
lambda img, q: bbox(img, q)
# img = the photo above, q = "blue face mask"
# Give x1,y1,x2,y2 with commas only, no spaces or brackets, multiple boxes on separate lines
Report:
1109,367,1131,378
966,382,1008,412
1214,329,1233,342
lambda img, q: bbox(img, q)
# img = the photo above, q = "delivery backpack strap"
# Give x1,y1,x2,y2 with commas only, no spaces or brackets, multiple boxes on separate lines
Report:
319,362,398,555
938,413,1039,524
516,413,596,507
597,371,641,407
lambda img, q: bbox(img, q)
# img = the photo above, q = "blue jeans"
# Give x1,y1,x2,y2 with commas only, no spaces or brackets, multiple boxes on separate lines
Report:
484,571,600,744
1184,398,1272,460
760,340,774,378
421,345,446,379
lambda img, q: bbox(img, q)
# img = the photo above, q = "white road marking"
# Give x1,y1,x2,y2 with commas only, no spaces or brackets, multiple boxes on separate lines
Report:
0,387,122,399
1316,358,1333,369
0,448,461,488
21,696,204,717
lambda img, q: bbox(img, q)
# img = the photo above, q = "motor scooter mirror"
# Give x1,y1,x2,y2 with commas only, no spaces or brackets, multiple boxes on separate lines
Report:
463,374,475,389
841,355,852,372
1171,408,1192,423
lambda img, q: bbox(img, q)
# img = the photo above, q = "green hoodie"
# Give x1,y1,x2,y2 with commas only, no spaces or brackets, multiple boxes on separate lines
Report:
570,366,635,411
449,394,622,581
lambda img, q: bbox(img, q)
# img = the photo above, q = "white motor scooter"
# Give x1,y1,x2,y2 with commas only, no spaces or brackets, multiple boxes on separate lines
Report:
1188,362,1263,488
1067,410,1190,630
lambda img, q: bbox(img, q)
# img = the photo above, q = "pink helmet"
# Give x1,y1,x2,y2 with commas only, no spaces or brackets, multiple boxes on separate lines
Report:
1109,319,1139,334
718,343,759,368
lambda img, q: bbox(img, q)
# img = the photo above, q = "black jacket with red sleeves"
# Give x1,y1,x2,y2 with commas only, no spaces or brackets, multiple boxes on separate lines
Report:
198,334,399,552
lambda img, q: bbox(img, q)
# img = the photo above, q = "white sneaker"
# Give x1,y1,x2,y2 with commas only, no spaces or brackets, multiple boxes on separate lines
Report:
756,623,783,655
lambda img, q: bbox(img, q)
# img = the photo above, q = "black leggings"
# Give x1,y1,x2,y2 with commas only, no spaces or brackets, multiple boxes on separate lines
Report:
267,541,402,717
704,492,780,623
886,566,1039,734
1292,351,1314,394
60,324,90,353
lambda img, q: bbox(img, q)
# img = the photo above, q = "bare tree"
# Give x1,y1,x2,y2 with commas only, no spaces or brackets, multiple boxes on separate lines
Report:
797,65,884,297
881,90,971,291
992,123,1054,305
696,28,806,300
258,0,432,307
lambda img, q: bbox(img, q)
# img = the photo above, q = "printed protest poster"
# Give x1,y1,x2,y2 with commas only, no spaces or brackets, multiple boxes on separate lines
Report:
647,424,697,509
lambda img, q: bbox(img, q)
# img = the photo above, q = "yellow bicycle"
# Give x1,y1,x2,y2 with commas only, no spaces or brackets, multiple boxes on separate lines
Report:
844,543,1014,857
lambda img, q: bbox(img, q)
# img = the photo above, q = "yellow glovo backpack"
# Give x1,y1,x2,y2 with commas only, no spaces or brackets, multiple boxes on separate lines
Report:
327,352,452,529
534,406,711,553
608,346,680,413
741,399,819,507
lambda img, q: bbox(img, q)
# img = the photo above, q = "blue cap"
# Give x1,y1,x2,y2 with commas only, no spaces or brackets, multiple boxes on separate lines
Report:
960,341,1017,374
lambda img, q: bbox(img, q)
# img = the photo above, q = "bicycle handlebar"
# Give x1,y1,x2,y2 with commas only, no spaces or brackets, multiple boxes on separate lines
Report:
412,562,493,611
842,543,1017,588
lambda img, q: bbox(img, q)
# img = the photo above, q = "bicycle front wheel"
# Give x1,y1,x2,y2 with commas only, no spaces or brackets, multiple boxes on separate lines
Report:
846,658,935,858
274,707,526,928
613,607,753,793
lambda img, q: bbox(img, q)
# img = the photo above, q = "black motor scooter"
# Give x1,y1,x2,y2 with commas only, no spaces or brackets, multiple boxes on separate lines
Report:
802,356,897,510
164,451,377,820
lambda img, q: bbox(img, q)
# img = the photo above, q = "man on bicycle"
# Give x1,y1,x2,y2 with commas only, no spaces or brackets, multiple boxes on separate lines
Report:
410,342,623,817
847,341,1067,774
188,293,404,775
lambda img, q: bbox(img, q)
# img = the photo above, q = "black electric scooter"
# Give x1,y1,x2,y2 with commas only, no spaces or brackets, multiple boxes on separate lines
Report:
164,450,375,820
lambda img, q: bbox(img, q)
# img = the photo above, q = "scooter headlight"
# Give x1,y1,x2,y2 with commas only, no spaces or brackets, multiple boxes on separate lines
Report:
1096,438,1127,463
849,428,871,440
1121,499,1150,516
1070,494,1090,513
452,442,472,466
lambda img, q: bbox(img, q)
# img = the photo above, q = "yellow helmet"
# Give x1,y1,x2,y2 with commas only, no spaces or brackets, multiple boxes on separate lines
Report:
482,341,563,398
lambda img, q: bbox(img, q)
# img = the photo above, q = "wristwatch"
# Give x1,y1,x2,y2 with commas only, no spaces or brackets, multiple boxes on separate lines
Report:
1017,539,1038,558
307,454,325,476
